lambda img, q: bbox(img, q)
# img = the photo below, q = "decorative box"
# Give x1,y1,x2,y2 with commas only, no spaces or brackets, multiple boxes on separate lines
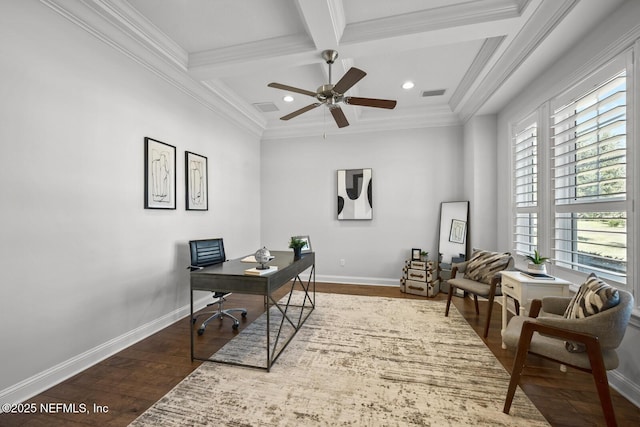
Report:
404,279,440,297
400,258,438,297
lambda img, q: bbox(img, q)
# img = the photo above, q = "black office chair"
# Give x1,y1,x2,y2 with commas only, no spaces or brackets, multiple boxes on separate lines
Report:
189,238,247,333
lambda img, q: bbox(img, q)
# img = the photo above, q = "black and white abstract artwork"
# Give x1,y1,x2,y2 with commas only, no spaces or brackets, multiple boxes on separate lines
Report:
337,168,372,220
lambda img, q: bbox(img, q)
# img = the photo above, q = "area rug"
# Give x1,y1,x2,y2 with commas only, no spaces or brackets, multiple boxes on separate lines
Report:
130,293,549,426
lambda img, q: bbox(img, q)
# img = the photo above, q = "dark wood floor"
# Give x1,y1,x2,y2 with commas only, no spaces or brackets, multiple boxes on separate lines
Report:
2,283,639,426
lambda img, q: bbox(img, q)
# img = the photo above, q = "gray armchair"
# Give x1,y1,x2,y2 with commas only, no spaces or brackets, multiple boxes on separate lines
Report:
445,249,514,338
502,287,633,426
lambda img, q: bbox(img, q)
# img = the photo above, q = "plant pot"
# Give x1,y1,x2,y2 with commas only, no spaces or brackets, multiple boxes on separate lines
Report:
293,247,302,259
527,263,547,274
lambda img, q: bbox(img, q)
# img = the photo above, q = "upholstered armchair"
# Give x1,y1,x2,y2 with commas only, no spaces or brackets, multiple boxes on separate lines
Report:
445,249,514,338
502,274,633,427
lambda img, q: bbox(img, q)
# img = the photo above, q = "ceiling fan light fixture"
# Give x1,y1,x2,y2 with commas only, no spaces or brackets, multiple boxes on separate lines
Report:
402,81,415,90
267,49,397,128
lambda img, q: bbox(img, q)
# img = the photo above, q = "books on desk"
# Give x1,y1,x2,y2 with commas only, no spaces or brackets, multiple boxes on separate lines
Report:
241,255,275,263
520,271,555,280
244,266,278,276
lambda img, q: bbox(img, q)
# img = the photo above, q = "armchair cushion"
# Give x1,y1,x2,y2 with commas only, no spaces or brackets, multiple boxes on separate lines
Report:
540,296,572,316
464,249,511,285
563,274,620,353
564,274,620,319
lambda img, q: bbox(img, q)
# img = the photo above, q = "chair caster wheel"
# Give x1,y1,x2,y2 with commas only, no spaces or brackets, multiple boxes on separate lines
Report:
197,328,205,336
242,312,247,318
192,318,197,324
232,323,239,330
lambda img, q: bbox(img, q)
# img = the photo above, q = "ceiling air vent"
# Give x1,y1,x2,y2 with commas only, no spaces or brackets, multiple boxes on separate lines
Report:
253,102,279,113
421,89,446,97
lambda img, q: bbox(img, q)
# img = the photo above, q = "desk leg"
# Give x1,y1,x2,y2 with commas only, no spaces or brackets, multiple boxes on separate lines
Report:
266,293,271,372
501,294,508,350
190,288,194,361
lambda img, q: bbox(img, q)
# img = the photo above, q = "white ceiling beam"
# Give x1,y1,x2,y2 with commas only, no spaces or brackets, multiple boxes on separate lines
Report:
295,0,345,50
456,0,579,122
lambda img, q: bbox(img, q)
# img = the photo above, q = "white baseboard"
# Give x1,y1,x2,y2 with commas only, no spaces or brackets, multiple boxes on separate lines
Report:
609,369,640,409
316,274,399,287
0,295,211,405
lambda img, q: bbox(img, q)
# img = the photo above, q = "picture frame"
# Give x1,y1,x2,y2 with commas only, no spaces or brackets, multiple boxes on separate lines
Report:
337,168,373,220
412,248,421,261
144,137,176,209
292,235,312,253
185,151,208,211
449,219,467,244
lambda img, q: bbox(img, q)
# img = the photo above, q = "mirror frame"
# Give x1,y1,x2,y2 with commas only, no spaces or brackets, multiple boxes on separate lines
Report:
437,201,470,268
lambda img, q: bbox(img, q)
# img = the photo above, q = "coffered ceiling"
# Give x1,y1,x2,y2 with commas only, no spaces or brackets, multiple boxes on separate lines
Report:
42,0,623,139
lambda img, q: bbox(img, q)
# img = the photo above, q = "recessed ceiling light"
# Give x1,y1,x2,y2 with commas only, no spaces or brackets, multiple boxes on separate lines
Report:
402,81,415,90
283,95,294,102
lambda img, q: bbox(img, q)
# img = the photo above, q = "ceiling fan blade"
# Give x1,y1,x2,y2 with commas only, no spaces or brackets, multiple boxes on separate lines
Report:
268,82,317,98
280,103,322,121
329,106,349,128
345,96,397,109
332,67,367,95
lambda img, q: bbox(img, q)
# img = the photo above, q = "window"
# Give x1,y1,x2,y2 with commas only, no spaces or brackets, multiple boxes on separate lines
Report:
551,69,627,282
512,117,538,258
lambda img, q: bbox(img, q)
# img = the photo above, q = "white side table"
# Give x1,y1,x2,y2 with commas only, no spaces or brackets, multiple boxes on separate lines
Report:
500,271,572,349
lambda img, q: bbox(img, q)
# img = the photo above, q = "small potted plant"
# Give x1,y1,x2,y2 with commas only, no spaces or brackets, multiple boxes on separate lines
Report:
289,237,306,258
526,250,549,274
420,251,429,262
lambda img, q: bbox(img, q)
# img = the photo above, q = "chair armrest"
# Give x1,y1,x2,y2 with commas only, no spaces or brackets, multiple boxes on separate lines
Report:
518,320,603,359
529,299,542,318
541,296,572,316
451,260,469,278
535,315,601,336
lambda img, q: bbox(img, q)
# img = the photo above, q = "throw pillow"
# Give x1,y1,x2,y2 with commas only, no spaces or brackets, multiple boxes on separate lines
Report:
464,250,511,284
563,273,620,352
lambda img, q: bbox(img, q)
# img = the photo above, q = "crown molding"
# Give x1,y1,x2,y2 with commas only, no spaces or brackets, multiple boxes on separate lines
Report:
457,0,579,123
261,105,460,140
341,0,522,45
188,34,316,79
201,80,267,130
450,36,505,112
40,0,264,137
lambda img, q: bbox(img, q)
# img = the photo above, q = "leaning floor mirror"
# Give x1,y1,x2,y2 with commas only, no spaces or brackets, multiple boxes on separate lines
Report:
437,201,470,292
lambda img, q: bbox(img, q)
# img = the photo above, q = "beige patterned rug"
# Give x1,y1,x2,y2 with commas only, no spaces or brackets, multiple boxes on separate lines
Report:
130,293,549,426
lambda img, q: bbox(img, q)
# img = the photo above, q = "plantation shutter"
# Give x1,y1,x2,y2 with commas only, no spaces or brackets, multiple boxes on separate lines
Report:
550,68,627,280
513,117,538,256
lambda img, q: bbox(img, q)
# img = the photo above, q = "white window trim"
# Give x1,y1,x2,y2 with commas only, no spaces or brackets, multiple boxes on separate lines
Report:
509,49,636,302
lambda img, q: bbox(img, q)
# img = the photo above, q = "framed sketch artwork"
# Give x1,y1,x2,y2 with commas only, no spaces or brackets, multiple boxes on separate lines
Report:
144,137,176,209
185,151,208,211
449,219,467,244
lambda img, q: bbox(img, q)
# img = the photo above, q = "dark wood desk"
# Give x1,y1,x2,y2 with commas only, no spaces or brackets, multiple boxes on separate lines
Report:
190,251,315,371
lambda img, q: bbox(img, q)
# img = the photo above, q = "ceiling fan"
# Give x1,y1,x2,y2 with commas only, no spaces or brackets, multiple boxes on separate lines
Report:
267,50,397,128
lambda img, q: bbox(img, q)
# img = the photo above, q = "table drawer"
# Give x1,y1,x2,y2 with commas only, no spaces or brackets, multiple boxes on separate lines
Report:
405,279,439,297
407,268,431,282
410,260,429,270
501,276,521,297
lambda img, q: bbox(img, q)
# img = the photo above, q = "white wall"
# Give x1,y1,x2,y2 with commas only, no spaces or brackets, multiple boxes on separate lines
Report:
496,0,640,407
260,126,464,285
0,1,261,402
463,115,498,251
